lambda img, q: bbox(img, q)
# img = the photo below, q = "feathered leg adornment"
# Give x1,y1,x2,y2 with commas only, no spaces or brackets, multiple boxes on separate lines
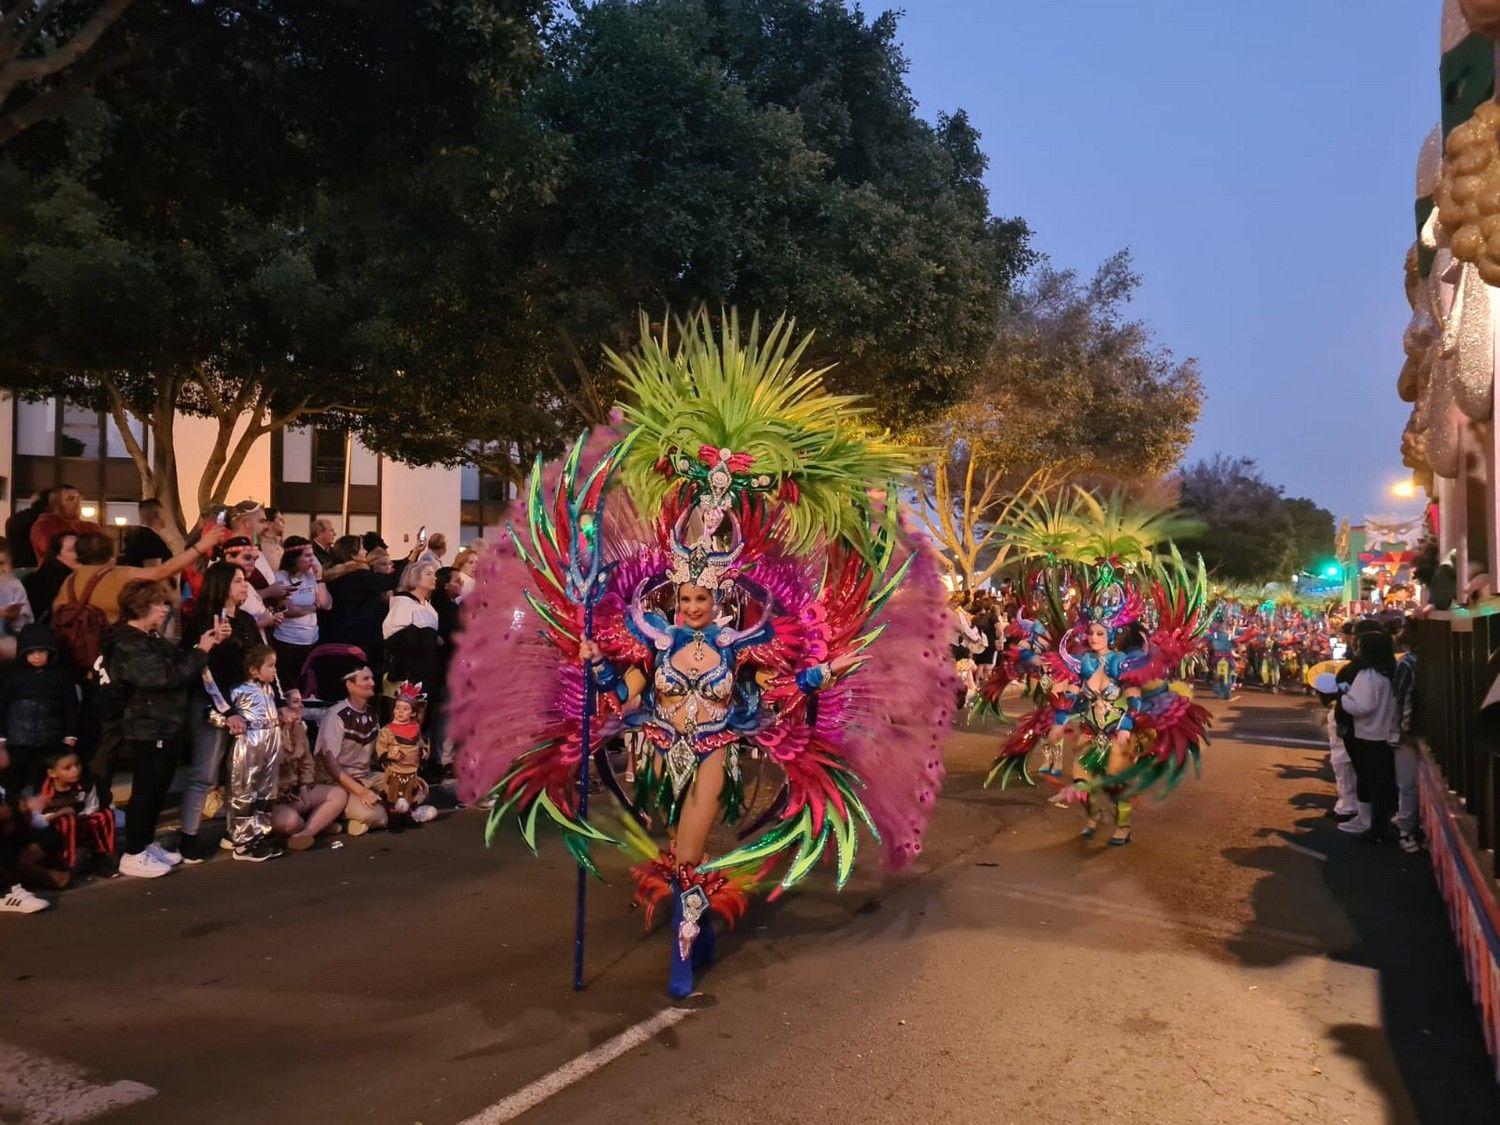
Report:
632,848,750,998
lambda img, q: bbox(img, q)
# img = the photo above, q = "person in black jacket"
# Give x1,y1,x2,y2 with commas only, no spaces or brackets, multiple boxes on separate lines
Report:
0,624,79,795
22,532,77,625
177,562,265,863
4,489,52,573
107,579,228,879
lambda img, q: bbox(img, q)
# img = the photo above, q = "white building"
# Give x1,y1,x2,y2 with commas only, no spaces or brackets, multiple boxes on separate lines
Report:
0,393,511,548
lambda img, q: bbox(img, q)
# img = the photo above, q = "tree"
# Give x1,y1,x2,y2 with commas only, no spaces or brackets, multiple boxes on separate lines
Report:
1282,496,1337,574
1172,455,1332,583
921,251,1202,490
508,0,1032,431
0,0,135,146
913,459,1052,591
0,0,558,538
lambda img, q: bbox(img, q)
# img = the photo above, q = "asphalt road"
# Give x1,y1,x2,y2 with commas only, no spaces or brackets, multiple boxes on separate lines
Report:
3,691,1497,1124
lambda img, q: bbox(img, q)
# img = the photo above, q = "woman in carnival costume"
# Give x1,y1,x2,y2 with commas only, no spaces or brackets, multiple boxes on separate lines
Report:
979,548,1214,846
450,311,956,998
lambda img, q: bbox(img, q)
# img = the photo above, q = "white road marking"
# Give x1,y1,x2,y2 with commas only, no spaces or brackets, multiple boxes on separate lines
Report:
459,1006,692,1124
1275,834,1328,861
0,1042,155,1124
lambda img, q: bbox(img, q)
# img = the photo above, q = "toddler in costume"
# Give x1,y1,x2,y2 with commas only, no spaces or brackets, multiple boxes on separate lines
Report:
224,646,285,862
376,682,436,830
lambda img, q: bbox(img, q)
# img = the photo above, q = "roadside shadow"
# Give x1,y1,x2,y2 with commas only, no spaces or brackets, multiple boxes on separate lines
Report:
1218,755,1499,1124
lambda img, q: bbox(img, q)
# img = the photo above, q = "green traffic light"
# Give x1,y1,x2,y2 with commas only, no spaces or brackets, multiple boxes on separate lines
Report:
1324,565,1340,578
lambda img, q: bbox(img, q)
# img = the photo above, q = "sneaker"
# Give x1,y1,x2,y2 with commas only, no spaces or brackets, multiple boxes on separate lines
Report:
232,840,272,862
1,884,50,913
146,842,182,867
1337,817,1371,835
345,819,370,837
1398,831,1423,854
178,834,209,865
411,805,437,824
119,850,172,879
218,836,234,851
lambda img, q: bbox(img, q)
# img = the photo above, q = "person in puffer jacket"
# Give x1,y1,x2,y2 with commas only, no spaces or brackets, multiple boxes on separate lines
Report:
0,623,79,794
104,580,228,879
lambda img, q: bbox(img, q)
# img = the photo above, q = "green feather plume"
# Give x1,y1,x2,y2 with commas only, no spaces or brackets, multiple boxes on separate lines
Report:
606,308,913,555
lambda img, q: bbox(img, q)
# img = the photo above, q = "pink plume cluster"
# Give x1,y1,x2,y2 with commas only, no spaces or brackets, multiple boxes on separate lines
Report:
835,520,958,870
451,535,566,804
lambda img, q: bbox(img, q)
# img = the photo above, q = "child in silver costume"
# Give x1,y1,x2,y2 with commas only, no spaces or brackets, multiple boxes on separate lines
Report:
226,646,285,861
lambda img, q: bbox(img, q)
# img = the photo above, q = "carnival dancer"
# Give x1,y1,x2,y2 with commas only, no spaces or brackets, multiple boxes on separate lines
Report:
984,551,1214,844
451,311,956,999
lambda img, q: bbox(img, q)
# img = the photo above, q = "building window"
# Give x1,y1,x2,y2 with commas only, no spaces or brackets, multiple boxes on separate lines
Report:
461,464,512,541
272,426,381,533
10,397,146,517
312,427,346,485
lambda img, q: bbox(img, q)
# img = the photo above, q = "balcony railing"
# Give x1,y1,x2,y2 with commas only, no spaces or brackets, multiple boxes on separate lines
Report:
1409,615,1500,858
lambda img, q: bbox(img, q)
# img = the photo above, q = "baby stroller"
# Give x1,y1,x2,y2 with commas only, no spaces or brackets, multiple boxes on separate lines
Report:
297,643,370,734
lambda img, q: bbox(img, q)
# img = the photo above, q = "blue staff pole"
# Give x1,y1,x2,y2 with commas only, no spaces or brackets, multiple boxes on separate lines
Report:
574,596,597,992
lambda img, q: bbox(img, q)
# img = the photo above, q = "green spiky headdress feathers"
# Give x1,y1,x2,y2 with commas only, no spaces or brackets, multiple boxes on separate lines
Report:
607,309,913,555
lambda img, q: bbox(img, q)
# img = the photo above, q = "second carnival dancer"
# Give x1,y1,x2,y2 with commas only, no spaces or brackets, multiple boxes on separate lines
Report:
450,311,957,998
978,554,1214,845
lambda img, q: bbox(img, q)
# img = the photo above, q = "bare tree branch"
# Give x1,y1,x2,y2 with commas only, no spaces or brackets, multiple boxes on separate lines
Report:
0,0,133,102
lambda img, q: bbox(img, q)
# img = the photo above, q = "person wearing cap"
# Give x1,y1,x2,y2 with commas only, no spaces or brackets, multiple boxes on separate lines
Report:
312,665,387,834
1313,671,1358,821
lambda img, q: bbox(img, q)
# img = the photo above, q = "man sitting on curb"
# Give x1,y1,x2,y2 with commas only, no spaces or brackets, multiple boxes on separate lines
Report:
313,666,387,835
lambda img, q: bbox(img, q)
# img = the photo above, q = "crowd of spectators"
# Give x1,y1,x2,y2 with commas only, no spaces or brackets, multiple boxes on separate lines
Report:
0,487,481,912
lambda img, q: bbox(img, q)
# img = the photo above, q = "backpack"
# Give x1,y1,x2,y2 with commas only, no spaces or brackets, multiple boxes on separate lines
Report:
53,563,116,673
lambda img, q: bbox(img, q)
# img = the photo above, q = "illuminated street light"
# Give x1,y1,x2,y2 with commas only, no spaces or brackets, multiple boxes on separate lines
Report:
1391,479,1417,500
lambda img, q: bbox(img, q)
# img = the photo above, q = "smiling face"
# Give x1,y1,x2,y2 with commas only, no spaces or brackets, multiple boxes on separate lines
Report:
677,583,714,628
346,667,376,704
1086,622,1110,655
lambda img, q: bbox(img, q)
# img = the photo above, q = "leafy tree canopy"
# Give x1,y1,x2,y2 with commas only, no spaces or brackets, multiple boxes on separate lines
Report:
0,0,556,531
1173,454,1334,583
922,250,1203,490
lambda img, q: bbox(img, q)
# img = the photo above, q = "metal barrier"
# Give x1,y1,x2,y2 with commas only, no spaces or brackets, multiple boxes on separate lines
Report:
1410,615,1500,855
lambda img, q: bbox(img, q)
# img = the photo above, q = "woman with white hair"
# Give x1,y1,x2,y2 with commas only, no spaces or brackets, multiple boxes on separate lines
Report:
381,561,442,709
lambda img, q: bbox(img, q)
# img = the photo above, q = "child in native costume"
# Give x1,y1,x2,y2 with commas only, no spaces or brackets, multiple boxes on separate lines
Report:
451,311,956,999
376,682,436,830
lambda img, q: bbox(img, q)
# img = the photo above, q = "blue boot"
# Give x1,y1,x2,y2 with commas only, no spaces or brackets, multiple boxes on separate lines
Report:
668,883,710,999
691,916,716,970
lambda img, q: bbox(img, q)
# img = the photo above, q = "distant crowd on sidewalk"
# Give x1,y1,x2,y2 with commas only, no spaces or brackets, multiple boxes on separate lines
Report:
0,485,485,914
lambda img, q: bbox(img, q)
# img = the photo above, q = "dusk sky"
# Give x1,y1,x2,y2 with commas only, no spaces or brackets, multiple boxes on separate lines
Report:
896,0,1432,524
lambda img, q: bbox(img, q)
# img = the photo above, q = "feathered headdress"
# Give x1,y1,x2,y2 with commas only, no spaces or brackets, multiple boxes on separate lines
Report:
607,309,913,561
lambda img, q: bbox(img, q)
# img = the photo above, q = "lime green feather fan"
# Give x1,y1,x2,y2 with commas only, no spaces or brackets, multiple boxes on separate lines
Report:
605,308,913,554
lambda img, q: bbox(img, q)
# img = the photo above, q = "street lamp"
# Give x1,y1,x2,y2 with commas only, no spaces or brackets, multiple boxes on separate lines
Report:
1391,479,1417,500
